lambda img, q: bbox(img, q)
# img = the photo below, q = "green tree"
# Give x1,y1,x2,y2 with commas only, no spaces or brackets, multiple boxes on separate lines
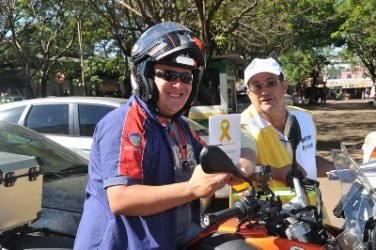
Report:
88,0,258,95
334,0,376,81
279,0,343,103
99,0,258,59
3,0,86,97
216,0,292,60
89,0,143,97
0,0,355,100
0,1,11,47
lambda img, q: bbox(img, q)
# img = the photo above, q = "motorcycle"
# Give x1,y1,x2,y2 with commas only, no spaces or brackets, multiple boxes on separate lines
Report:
189,117,376,249
2,116,375,249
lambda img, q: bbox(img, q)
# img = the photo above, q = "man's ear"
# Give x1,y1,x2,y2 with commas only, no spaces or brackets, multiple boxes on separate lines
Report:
246,87,253,97
282,80,289,93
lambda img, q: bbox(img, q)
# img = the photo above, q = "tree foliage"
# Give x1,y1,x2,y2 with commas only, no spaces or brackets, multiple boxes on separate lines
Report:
335,0,376,81
2,0,87,97
0,0,373,99
276,0,344,103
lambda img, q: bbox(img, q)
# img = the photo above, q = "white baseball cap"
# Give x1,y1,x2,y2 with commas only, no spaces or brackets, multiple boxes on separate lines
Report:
244,58,283,85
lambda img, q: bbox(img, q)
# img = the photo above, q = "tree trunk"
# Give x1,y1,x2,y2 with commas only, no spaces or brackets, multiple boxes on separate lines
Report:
309,70,319,105
25,83,35,98
41,77,48,98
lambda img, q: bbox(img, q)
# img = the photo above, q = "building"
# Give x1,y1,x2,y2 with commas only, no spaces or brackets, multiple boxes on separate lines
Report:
325,63,375,99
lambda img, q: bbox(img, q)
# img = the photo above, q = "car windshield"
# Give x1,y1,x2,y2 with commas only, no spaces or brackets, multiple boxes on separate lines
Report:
0,121,88,174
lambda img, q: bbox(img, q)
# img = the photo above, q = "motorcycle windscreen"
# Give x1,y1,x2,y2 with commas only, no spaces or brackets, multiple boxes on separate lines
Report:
331,146,376,249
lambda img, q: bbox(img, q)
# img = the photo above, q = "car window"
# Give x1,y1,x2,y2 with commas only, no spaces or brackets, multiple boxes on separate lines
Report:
78,104,115,136
0,106,25,123
26,104,69,134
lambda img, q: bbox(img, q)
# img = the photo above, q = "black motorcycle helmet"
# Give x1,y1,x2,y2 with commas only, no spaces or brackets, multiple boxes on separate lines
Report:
131,22,205,118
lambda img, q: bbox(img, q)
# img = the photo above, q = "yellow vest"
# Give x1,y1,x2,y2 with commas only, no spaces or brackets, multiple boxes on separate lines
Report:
231,105,330,224
240,105,317,181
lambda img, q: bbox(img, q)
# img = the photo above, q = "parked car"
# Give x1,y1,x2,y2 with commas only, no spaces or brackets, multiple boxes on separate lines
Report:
0,95,25,104
0,96,208,159
0,120,88,248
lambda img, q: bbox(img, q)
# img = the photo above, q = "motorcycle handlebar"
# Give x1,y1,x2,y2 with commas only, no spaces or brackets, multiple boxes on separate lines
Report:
202,205,243,227
202,198,259,227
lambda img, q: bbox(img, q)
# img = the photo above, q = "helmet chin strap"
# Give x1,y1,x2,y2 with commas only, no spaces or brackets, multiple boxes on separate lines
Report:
156,109,173,120
153,105,187,121
150,103,173,120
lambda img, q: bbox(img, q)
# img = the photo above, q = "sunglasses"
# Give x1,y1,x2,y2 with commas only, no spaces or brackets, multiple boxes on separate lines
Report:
248,79,280,94
154,70,193,84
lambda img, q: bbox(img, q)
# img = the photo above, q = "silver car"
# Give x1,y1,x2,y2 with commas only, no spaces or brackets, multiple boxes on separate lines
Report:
0,96,208,159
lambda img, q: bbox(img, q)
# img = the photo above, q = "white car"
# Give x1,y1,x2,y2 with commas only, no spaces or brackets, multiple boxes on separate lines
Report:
0,96,208,159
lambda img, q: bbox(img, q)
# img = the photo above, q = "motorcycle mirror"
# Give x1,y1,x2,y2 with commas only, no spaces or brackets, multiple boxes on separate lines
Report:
287,115,302,151
285,115,304,187
199,146,252,183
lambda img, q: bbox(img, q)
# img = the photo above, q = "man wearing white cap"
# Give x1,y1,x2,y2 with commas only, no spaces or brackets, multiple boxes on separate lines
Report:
238,58,333,187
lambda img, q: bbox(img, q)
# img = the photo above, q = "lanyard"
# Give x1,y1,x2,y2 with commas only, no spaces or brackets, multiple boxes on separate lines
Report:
168,123,188,160
158,118,188,160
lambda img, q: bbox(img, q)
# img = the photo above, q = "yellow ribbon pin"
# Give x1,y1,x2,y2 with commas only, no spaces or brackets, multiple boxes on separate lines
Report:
219,119,231,142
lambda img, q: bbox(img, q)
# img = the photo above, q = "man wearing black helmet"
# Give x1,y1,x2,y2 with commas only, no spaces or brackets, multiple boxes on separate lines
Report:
74,22,232,250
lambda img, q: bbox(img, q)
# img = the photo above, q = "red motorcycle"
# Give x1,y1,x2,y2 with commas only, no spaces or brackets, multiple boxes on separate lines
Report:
188,116,376,250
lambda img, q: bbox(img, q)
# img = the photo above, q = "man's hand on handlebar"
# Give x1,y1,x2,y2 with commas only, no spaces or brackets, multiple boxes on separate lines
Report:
187,165,232,198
